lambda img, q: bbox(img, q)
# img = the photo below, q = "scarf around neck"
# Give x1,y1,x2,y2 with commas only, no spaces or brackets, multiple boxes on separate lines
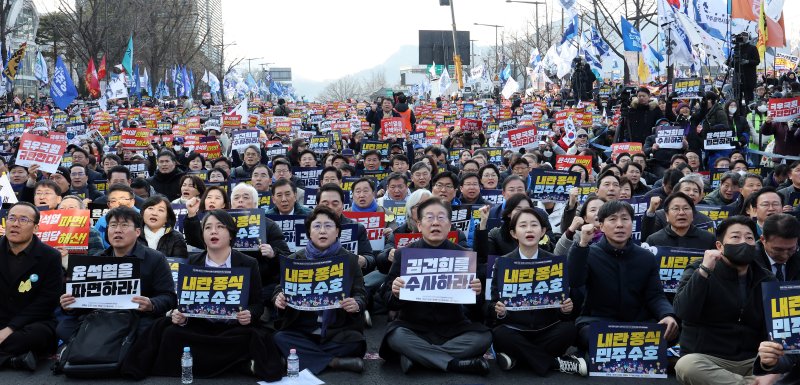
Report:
352,199,379,212
305,239,342,260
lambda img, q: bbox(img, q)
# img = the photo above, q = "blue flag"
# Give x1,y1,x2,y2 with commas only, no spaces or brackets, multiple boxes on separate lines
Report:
590,27,610,57
499,63,511,82
122,36,134,75
175,65,184,97
620,16,642,52
182,66,190,97
561,16,579,44
50,56,78,109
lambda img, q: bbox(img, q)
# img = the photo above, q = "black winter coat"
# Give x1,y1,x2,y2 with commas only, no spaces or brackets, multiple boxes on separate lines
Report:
674,259,775,361
147,167,186,202
644,224,716,250
137,229,189,259
615,99,664,144
0,235,62,330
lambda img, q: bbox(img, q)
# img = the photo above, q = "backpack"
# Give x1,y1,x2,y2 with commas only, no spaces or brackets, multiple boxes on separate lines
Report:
53,310,140,378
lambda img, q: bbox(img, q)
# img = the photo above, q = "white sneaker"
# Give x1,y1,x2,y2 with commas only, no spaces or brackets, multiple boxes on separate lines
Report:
557,355,588,377
496,352,515,370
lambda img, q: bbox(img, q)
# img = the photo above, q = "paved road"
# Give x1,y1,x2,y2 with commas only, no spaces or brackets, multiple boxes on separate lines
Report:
5,315,681,385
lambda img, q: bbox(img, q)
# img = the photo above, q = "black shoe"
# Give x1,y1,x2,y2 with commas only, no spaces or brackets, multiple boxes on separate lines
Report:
556,355,588,376
496,352,515,371
9,352,36,371
400,355,413,374
448,357,490,375
331,357,364,373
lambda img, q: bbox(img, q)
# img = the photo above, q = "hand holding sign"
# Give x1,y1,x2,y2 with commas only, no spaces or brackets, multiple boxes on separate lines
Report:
391,277,405,298
658,316,679,341
759,341,785,369
274,292,287,310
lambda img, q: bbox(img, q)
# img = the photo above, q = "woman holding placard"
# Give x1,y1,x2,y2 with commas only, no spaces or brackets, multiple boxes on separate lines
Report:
272,206,367,374
490,207,585,376
122,210,282,381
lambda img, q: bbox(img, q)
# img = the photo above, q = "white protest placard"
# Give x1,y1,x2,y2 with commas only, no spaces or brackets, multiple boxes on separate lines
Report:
655,126,684,149
231,129,260,152
399,249,477,304
15,132,66,173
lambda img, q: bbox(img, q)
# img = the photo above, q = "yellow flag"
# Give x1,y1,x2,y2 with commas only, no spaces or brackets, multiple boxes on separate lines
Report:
2,43,27,81
638,53,650,83
757,0,767,62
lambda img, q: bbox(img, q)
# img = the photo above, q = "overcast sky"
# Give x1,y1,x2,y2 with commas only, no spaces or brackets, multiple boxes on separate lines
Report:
35,0,800,83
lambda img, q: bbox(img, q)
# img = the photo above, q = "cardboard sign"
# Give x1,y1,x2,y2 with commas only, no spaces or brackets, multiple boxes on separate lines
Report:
555,155,593,172
15,133,66,173
768,97,800,123
120,127,152,150
36,209,90,251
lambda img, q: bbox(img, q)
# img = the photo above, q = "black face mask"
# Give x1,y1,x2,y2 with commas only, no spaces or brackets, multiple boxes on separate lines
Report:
724,243,757,266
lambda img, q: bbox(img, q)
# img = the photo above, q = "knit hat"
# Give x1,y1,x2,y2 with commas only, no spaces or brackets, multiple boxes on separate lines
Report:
54,166,71,185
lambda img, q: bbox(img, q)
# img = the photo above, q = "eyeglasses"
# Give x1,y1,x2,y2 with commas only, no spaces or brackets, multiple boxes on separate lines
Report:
668,207,692,213
758,202,782,209
433,183,454,190
35,191,56,197
70,172,86,177
108,222,134,230
578,134,588,138
6,216,34,225
422,214,449,223
311,223,336,231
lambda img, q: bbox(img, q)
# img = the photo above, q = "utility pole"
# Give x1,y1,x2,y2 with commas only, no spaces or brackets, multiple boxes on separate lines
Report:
505,1,544,52
244,57,262,76
469,39,477,69
448,0,463,89
474,23,504,81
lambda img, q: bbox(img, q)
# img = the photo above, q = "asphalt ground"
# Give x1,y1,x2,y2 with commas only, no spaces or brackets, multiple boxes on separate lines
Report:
3,314,682,385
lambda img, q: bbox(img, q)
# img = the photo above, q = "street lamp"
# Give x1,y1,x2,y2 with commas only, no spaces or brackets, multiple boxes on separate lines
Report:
505,0,544,52
244,57,263,76
473,22,503,79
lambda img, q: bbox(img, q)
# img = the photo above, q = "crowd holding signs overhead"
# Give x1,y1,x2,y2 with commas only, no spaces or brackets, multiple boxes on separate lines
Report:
0,1,800,384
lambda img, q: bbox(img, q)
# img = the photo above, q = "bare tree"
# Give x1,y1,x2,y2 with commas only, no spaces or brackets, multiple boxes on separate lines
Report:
361,68,387,95
318,75,363,102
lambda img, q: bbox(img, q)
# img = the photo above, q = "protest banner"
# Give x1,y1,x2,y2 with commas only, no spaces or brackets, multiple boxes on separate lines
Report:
611,142,643,162
399,248,477,304
230,129,260,152
789,191,800,208
15,132,66,173
383,199,407,227
49,132,67,144
257,191,273,211
508,126,537,148
227,209,266,251
644,246,704,293
707,168,728,190
528,169,580,202
704,129,735,150
222,114,241,129
177,265,250,319
309,135,331,154
555,155,593,172
281,253,352,311
588,322,668,378
672,78,702,99
266,214,306,252
654,126,684,149
66,256,140,310
495,255,568,310
768,97,800,122
694,204,732,233
199,136,222,160
457,118,482,132
360,140,390,157
292,167,323,188
762,281,800,353
380,117,405,139
165,257,187,291
626,195,649,240
36,209,90,251
343,211,385,251
120,127,151,150
775,53,799,71
476,147,503,164
481,189,504,205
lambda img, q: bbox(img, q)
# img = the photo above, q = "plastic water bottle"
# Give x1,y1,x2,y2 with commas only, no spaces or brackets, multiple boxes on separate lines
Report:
181,346,193,384
287,348,300,378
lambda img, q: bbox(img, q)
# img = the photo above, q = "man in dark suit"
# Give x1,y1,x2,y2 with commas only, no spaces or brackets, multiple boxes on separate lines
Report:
0,202,62,370
380,198,492,375
755,214,800,282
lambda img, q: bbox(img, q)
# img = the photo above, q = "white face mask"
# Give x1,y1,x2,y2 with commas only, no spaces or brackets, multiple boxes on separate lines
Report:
543,150,553,158
758,105,768,113
729,107,737,114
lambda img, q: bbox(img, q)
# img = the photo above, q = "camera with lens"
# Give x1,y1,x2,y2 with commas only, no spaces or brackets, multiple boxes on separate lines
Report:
733,33,749,46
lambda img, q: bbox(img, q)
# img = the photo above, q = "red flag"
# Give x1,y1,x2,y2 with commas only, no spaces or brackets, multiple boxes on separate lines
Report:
97,54,107,80
766,13,785,48
85,58,101,99
731,0,756,21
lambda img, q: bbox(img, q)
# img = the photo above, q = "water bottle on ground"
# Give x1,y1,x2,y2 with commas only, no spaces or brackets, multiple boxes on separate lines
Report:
181,346,193,384
287,348,300,378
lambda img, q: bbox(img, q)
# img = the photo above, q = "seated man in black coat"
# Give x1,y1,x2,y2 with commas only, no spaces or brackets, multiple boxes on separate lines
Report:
0,202,63,370
58,207,177,340
380,198,492,375
674,216,775,385
567,200,678,350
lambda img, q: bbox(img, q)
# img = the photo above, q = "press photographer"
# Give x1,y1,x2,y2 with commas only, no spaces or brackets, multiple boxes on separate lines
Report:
570,57,596,103
727,32,760,105
614,86,664,144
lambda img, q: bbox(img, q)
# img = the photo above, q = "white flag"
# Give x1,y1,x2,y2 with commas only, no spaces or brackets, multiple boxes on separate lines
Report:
439,67,451,95
34,51,48,85
430,61,437,77
231,99,248,123
501,77,519,100
0,173,18,204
